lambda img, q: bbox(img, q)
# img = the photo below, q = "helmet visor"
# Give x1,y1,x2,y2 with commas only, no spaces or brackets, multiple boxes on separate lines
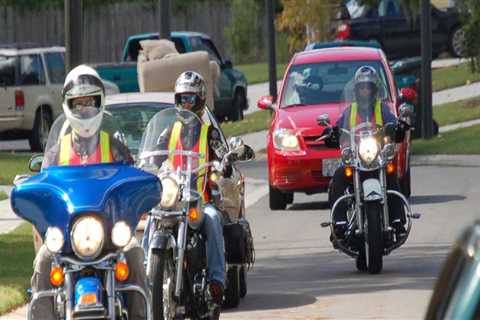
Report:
69,96,101,119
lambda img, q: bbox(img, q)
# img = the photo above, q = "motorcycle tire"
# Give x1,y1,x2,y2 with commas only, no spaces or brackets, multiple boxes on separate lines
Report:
239,265,247,298
149,249,176,320
364,202,384,274
224,266,241,308
356,248,368,272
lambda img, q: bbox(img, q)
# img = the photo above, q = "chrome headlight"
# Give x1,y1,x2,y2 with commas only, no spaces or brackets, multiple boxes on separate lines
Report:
359,137,380,165
273,128,300,151
111,221,132,248
160,177,180,208
45,227,64,253
71,216,104,260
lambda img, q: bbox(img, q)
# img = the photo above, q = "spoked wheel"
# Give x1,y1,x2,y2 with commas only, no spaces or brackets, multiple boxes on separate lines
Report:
364,202,384,274
148,249,177,320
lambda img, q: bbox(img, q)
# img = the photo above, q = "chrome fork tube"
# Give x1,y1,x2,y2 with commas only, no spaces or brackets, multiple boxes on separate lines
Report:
106,269,115,319
175,220,188,298
65,272,73,320
354,169,363,233
380,168,390,230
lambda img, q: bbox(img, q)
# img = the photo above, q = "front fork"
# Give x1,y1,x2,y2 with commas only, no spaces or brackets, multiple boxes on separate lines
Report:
175,220,188,298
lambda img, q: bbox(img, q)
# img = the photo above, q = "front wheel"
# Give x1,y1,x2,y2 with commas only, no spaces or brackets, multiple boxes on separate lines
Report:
364,202,384,274
149,250,176,320
239,265,247,298
224,266,240,308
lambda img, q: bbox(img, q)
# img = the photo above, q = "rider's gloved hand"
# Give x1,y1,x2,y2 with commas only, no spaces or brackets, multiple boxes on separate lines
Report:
395,119,410,143
322,126,340,149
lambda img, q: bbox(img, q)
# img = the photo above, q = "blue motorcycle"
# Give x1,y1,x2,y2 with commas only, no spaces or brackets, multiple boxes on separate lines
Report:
11,114,161,319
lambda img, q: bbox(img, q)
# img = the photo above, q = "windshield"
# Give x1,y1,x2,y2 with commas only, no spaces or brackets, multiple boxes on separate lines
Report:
107,102,172,155
280,60,390,108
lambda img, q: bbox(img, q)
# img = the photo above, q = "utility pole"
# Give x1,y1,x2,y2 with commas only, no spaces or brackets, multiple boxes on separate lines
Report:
420,0,433,138
160,0,171,40
265,0,277,101
64,0,82,72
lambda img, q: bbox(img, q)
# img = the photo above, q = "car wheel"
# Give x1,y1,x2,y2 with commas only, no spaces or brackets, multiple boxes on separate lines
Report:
285,192,294,204
269,185,287,210
230,91,245,122
400,167,411,199
449,26,466,58
29,107,52,152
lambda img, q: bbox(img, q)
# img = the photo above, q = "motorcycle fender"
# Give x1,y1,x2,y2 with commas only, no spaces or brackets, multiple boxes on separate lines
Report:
74,276,103,306
362,179,383,202
150,231,175,251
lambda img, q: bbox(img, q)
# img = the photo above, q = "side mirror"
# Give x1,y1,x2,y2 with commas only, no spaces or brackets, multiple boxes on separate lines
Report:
235,145,255,162
317,113,330,126
222,60,233,69
399,103,414,120
257,95,274,110
228,136,245,155
399,87,417,104
28,154,44,173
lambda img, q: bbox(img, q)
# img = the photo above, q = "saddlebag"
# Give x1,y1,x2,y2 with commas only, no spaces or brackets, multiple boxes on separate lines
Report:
223,219,254,265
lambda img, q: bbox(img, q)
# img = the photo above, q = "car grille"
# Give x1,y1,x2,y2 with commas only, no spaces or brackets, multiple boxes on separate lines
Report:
302,135,328,151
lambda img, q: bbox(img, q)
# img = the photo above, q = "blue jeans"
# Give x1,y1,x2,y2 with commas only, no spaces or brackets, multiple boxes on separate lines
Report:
203,204,226,286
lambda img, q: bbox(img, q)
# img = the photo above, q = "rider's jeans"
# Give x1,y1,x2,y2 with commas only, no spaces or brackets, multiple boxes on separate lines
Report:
202,204,226,286
31,238,147,320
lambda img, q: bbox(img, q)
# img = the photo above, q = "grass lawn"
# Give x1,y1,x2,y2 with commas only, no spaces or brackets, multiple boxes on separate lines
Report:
0,191,7,201
236,63,287,85
221,110,271,138
0,153,31,185
434,96,480,126
412,125,480,155
432,62,480,92
0,222,34,315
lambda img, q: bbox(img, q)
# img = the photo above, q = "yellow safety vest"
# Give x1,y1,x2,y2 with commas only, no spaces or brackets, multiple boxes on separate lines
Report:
59,131,111,166
349,100,383,129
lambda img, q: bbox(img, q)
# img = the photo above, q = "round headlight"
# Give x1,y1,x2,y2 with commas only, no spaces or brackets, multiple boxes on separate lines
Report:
160,177,179,208
45,227,64,253
273,129,300,152
71,216,104,260
359,137,379,165
112,221,132,248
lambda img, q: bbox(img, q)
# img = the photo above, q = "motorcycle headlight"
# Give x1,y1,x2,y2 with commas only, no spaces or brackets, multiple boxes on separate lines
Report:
273,129,300,152
160,177,180,208
71,216,104,260
111,221,132,248
45,227,64,253
359,137,380,165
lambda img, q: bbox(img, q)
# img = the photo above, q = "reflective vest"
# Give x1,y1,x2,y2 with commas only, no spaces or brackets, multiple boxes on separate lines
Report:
168,121,210,201
59,131,113,166
349,100,383,129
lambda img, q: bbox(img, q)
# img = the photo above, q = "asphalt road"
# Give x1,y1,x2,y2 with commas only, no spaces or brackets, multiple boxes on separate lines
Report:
223,157,479,319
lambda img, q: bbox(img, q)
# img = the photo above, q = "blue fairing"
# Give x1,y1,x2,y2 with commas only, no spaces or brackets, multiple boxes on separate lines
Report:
11,163,161,253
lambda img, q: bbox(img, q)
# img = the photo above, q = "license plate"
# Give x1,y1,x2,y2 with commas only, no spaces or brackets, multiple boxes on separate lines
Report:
322,158,342,177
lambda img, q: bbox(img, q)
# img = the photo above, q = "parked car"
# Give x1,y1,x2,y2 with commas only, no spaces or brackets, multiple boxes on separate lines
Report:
258,45,415,210
335,0,465,59
426,221,480,319
94,31,248,121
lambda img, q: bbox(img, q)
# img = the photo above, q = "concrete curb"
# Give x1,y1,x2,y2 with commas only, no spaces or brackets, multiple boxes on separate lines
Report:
411,155,480,167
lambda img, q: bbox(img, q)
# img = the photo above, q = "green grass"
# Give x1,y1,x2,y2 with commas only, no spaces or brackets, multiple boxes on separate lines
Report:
221,110,271,137
432,63,480,92
0,191,7,201
0,223,35,315
434,97,480,126
237,63,287,85
412,125,480,155
0,153,31,185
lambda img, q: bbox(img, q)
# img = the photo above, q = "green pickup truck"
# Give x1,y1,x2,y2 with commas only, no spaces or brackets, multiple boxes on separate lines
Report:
93,31,248,121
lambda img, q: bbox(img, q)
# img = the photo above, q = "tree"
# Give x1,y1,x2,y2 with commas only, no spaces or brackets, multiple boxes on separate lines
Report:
457,0,480,71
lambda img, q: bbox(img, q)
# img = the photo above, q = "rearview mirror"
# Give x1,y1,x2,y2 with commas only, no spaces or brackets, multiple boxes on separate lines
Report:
257,95,274,110
227,137,255,162
399,103,414,119
317,113,330,126
28,154,44,173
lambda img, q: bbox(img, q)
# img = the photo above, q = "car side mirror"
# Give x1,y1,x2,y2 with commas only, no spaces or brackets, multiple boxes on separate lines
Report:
28,154,44,173
399,103,414,119
399,87,417,104
222,60,233,69
257,95,274,111
317,113,330,126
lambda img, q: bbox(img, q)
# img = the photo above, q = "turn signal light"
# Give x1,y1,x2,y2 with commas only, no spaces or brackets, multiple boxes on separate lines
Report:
188,208,200,222
386,162,396,174
345,166,353,178
115,261,129,282
50,266,64,286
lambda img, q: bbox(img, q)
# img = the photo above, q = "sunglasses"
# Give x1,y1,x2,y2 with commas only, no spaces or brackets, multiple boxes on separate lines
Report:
71,98,97,110
179,95,197,105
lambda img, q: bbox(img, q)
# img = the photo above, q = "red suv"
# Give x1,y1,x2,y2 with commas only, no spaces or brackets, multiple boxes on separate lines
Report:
258,46,412,210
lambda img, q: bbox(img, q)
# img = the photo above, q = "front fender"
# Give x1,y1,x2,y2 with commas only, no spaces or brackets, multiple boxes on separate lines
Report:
363,178,383,202
150,231,175,251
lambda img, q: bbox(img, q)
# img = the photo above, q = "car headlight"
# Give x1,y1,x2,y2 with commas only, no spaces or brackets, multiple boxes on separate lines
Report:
111,221,132,248
273,129,300,151
45,227,64,253
359,137,380,165
71,216,104,260
160,177,179,208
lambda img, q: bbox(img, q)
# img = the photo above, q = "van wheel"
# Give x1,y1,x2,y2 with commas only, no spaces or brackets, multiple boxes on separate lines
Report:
449,26,466,58
29,107,52,152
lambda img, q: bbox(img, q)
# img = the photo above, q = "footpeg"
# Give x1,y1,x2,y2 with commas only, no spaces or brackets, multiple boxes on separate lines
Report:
320,222,331,228
409,213,421,219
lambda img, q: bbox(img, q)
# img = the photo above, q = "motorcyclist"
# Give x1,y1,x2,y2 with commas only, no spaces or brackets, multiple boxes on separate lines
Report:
170,71,226,302
33,65,148,320
327,65,409,242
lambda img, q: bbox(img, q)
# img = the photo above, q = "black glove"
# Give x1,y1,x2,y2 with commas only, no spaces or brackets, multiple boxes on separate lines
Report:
395,119,410,143
323,126,339,149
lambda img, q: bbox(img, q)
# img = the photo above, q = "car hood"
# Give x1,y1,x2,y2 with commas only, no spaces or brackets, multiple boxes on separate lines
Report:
277,103,348,136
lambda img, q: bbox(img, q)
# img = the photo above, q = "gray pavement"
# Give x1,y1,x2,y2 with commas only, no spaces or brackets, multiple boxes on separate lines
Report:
433,81,480,106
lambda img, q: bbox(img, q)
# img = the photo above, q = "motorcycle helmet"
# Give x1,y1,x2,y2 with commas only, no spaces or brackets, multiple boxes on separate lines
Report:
353,65,379,105
174,71,207,116
62,65,105,138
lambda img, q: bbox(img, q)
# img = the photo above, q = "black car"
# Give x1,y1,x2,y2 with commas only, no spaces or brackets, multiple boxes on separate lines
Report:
335,0,464,59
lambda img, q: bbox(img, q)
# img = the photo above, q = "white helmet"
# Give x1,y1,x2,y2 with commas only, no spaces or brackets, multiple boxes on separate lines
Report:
62,65,105,138
174,71,207,115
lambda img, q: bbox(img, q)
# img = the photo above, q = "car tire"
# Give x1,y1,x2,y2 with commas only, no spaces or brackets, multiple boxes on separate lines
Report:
449,26,466,58
269,185,287,210
29,107,52,152
285,192,294,204
230,90,245,122
400,167,411,199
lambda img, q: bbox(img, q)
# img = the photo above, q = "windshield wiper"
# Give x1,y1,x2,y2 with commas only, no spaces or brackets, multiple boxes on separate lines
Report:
282,103,306,109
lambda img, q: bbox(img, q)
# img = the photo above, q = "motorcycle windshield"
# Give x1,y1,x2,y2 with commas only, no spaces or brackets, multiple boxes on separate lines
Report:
11,163,161,250
137,108,205,174
43,112,126,169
